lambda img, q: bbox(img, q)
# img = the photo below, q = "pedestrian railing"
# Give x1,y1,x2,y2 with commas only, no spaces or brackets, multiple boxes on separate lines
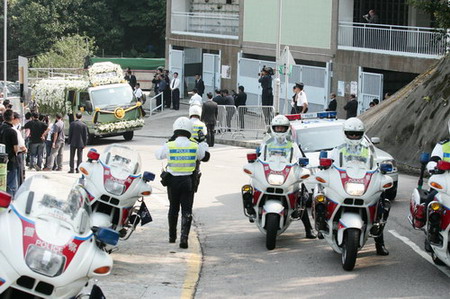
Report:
338,22,448,58
145,92,163,115
216,105,275,139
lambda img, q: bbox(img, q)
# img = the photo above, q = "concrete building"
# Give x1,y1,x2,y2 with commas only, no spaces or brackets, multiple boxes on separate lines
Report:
166,0,447,114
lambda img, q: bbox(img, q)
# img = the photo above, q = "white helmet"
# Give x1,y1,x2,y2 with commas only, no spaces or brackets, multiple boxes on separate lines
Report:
343,117,365,146
270,115,291,142
173,117,192,136
189,106,202,118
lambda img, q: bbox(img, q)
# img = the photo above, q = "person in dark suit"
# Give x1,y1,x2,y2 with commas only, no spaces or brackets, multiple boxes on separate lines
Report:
212,89,225,105
201,93,218,147
344,94,358,119
68,113,88,173
125,69,137,89
234,86,247,129
194,74,205,97
326,93,337,111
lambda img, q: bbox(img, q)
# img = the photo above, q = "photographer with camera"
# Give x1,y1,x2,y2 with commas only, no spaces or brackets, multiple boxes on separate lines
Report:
258,66,274,125
363,9,379,24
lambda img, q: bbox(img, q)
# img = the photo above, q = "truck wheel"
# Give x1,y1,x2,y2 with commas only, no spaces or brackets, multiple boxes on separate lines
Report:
123,131,134,141
341,228,360,271
265,213,280,250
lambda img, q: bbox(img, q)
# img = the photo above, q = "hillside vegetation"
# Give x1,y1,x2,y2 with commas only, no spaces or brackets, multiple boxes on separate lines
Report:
360,54,450,170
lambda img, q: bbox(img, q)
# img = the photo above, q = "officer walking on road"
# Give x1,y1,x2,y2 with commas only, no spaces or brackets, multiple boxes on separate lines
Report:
155,117,210,249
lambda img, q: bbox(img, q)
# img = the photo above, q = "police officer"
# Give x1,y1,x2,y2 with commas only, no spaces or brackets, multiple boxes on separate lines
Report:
189,106,207,143
259,115,316,239
427,119,450,173
155,117,210,249
330,118,389,255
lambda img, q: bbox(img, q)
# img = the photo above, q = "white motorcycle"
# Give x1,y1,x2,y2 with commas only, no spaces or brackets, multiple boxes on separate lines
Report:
78,144,155,241
410,153,450,267
311,152,393,271
0,175,118,298
242,148,311,250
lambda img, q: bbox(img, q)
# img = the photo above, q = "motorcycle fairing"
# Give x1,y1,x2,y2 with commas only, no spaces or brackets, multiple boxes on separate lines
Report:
336,167,376,197
260,160,293,185
11,205,92,273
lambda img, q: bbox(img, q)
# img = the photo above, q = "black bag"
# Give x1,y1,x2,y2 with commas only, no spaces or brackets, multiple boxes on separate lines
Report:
160,170,172,187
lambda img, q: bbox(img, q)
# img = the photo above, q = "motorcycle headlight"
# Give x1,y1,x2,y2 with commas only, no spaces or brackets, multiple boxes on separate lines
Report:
104,179,126,196
25,245,65,277
381,160,397,173
345,183,365,196
267,174,285,186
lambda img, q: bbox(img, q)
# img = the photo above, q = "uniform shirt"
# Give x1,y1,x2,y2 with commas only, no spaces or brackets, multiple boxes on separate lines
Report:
329,143,372,167
427,140,450,172
155,136,208,176
189,93,203,107
296,91,308,108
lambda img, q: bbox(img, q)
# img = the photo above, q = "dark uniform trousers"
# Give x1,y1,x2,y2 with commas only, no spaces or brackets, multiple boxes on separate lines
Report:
167,175,194,217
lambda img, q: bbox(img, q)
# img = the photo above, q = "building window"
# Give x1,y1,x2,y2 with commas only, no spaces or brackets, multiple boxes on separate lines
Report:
354,0,408,26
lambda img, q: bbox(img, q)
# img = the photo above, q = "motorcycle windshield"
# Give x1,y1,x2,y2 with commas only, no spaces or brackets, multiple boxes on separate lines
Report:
101,144,142,177
14,175,92,235
260,137,293,167
339,142,376,172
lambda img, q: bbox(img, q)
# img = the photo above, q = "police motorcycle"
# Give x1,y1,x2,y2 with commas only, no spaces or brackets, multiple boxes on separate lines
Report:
78,144,155,242
311,149,393,271
241,116,311,250
0,175,118,298
409,153,450,267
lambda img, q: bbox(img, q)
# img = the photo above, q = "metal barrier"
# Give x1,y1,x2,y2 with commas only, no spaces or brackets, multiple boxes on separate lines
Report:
216,105,275,139
144,92,164,115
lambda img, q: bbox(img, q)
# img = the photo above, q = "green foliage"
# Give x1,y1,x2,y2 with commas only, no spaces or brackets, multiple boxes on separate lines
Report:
31,34,96,68
409,0,450,33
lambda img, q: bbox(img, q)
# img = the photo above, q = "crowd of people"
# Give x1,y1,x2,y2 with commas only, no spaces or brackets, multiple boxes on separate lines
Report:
0,101,89,197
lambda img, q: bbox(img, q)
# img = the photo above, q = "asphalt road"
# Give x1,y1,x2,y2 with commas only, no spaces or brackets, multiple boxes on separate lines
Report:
38,131,449,298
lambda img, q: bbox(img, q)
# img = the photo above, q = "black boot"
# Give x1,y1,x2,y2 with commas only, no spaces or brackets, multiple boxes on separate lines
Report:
375,234,389,256
168,215,178,243
180,215,193,249
301,209,316,239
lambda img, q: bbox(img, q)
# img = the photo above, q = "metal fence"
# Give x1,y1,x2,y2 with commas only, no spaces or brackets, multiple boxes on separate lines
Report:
338,22,448,58
216,105,275,139
143,92,163,116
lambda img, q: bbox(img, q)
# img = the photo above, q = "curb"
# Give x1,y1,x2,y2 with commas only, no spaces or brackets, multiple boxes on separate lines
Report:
180,224,203,299
216,138,260,149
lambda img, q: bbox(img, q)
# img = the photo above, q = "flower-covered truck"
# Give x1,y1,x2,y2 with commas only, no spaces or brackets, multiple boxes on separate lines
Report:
31,62,145,143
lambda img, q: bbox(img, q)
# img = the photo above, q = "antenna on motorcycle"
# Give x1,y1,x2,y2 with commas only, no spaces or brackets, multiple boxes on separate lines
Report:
418,153,430,190
87,148,100,162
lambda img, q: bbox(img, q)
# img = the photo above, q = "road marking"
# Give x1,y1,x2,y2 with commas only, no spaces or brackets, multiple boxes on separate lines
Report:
181,228,202,299
388,230,450,277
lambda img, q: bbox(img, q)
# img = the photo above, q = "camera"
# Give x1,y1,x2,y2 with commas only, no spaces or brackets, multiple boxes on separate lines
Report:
260,65,274,76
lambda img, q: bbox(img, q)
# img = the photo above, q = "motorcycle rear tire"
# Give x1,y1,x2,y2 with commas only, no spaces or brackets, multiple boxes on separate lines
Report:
266,213,280,250
431,250,446,266
341,228,360,271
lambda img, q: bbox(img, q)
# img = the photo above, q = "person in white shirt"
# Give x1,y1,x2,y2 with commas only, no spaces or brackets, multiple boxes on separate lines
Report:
133,83,143,102
170,72,181,110
295,83,308,114
189,88,203,108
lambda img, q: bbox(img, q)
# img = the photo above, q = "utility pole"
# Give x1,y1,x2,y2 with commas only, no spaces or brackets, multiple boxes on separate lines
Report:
3,0,7,99
274,0,282,114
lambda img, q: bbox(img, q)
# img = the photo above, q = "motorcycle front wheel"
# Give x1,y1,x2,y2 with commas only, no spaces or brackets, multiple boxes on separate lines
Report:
265,213,280,250
341,228,360,271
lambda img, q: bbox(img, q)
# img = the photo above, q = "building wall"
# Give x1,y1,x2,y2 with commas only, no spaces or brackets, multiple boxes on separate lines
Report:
243,0,333,50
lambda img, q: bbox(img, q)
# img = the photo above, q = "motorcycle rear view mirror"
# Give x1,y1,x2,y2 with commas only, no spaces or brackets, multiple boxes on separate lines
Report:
95,227,119,246
437,160,450,171
419,152,430,165
0,191,12,208
87,149,100,161
299,157,309,167
371,137,381,145
247,153,258,163
143,171,156,182
380,163,393,174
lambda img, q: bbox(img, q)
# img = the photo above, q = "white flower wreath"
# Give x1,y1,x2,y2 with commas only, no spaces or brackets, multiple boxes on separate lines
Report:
97,118,145,134
88,62,124,86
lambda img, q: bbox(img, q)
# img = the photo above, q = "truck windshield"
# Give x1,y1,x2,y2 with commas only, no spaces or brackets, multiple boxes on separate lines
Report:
90,85,134,108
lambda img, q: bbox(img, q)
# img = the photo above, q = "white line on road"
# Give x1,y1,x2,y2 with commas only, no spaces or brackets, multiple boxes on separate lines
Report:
388,229,450,278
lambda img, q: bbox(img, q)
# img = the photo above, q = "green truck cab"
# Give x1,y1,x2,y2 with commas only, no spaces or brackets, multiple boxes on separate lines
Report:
32,62,145,144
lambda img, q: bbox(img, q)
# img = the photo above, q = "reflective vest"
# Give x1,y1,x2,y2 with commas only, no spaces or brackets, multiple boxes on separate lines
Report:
167,141,198,173
443,142,450,162
340,146,369,158
267,141,292,152
191,123,206,140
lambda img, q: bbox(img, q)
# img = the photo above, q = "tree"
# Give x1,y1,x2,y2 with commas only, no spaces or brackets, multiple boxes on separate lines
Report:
31,34,96,68
409,0,450,36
